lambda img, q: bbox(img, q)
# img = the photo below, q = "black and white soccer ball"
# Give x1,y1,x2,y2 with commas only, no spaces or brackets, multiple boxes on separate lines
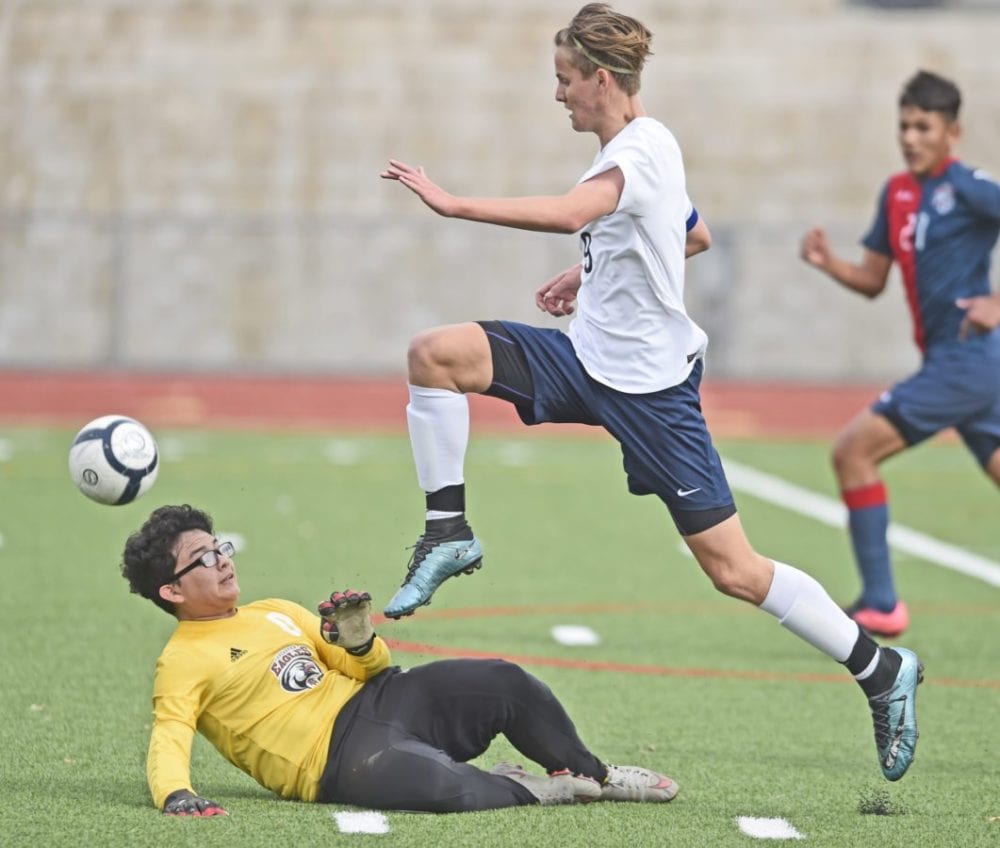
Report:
68,415,159,505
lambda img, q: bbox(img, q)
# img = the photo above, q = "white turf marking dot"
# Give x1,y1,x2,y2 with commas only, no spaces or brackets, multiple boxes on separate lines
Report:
324,440,366,465
551,624,601,646
333,811,390,834
495,442,534,466
737,817,804,840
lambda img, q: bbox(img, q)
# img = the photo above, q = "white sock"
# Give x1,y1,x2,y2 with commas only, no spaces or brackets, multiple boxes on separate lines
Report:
759,560,860,663
407,385,469,493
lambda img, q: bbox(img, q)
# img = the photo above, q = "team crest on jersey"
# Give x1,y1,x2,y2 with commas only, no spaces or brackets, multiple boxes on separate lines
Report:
931,183,955,215
270,645,324,692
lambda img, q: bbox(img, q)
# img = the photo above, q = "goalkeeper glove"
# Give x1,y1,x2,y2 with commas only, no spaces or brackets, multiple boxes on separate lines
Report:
318,589,375,654
163,789,227,817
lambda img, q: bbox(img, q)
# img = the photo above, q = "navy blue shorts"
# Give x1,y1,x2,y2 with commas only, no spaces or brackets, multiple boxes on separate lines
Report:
872,338,1000,467
489,321,735,533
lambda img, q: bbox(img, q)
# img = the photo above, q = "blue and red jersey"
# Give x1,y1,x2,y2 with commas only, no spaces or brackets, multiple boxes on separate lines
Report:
862,159,1000,352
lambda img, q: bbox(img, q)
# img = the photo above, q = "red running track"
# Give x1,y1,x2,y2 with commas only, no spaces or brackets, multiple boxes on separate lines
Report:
0,369,882,439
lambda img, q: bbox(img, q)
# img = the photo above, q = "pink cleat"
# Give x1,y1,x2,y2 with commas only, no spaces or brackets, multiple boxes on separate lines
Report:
848,601,910,638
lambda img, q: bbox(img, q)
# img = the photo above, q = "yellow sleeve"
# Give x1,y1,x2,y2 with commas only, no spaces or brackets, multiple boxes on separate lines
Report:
328,634,393,678
147,718,196,810
146,647,206,810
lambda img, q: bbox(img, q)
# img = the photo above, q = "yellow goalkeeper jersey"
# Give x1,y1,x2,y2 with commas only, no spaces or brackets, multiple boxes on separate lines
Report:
146,598,391,808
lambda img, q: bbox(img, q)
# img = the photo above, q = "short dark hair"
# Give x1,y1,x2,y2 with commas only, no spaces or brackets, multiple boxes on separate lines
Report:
899,70,961,121
121,504,214,616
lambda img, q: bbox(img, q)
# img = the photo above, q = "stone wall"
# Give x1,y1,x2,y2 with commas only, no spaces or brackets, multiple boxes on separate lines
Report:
3,0,1000,380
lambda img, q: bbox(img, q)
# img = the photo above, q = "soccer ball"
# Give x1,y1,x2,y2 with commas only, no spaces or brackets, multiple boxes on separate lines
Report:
68,415,160,505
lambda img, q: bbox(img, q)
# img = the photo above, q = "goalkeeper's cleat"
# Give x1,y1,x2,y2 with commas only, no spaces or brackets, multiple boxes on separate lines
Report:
600,764,679,802
490,762,601,805
846,600,910,638
382,532,483,619
868,647,923,781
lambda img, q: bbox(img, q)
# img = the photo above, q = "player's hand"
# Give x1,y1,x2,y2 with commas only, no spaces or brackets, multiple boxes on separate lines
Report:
800,227,832,270
956,295,1000,339
318,589,375,654
380,159,458,217
536,265,582,316
162,789,228,817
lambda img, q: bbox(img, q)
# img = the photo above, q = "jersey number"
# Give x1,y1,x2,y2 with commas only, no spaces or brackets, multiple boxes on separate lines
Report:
899,211,929,253
580,231,593,273
266,612,302,636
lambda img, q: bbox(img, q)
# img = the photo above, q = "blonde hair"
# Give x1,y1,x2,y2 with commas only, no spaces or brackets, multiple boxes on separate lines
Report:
554,4,652,96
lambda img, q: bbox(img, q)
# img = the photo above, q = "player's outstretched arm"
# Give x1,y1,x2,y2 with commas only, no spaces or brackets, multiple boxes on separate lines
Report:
318,589,375,655
380,161,459,217
162,789,228,817
381,159,622,234
800,228,892,299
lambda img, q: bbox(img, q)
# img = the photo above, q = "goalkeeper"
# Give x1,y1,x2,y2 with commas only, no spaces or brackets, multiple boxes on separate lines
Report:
121,504,677,816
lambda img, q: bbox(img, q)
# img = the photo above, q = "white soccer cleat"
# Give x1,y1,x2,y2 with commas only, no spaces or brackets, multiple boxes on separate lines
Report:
601,763,679,802
491,762,601,805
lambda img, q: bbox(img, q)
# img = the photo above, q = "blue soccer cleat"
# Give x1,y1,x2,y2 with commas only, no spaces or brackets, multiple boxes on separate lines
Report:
383,534,483,619
868,647,924,781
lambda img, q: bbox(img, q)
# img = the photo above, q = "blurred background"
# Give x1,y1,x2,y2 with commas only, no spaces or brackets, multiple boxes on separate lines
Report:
3,0,1000,383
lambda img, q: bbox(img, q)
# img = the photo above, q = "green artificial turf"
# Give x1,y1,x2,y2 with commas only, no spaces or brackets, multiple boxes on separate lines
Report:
2,427,997,847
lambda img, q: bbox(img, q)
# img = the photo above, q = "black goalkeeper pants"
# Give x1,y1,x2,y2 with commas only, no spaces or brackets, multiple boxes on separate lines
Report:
316,659,606,812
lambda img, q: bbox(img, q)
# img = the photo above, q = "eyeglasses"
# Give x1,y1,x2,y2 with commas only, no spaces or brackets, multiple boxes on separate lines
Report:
168,540,236,584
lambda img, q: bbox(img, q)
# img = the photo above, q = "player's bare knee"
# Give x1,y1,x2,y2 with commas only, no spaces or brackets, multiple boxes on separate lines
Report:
831,435,868,482
407,329,450,384
701,559,743,599
697,555,768,603
714,574,750,601
830,436,850,474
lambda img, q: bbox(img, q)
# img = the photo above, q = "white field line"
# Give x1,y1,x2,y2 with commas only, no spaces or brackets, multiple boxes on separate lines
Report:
722,456,1000,589
737,816,804,840
332,810,390,834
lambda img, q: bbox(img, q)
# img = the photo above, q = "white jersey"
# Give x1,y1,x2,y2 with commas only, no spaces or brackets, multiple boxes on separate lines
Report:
567,116,708,393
